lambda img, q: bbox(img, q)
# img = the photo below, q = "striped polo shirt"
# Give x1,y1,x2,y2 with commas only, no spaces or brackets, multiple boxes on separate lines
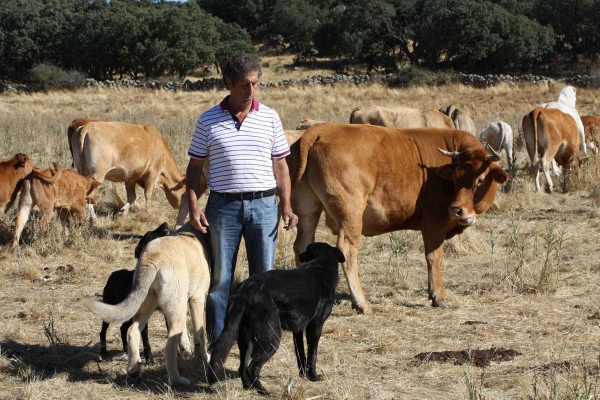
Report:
188,96,290,192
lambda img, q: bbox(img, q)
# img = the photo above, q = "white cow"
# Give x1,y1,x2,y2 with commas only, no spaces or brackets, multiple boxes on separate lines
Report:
479,121,514,171
541,86,587,157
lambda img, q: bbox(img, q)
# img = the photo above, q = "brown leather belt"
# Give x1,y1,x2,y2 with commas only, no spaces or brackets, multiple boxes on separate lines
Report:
211,188,276,200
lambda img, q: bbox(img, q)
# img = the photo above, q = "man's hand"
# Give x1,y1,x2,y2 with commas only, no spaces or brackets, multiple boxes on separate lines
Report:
190,208,209,233
280,205,298,231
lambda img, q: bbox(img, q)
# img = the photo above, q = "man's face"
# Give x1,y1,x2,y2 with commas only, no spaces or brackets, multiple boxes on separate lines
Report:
227,70,259,104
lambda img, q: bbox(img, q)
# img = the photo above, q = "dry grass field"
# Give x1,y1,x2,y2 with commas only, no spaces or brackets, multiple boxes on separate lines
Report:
1,78,600,400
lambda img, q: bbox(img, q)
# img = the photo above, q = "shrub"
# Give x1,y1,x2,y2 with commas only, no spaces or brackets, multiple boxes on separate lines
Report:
28,64,87,91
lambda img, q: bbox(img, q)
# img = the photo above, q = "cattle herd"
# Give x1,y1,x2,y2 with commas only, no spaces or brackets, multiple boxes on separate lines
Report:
1,84,598,391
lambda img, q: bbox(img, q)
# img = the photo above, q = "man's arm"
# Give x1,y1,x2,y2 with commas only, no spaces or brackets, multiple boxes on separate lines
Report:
273,157,298,230
186,157,209,233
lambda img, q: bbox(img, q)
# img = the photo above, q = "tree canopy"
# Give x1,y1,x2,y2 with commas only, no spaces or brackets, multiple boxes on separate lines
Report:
0,0,599,82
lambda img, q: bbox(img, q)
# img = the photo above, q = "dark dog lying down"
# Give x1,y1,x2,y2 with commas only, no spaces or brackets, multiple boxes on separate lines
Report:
99,222,170,363
208,242,345,394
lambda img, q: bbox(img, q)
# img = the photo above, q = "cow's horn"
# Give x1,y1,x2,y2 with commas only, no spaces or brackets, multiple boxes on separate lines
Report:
485,144,501,162
439,148,460,159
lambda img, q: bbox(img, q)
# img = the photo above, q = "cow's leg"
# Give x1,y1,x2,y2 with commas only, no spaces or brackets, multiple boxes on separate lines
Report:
422,214,448,307
12,182,32,246
541,158,554,193
120,181,137,216
506,145,514,172
142,176,158,212
175,192,188,228
292,185,323,265
337,223,371,314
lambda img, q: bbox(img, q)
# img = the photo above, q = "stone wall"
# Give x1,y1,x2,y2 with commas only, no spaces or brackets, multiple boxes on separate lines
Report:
1,72,598,94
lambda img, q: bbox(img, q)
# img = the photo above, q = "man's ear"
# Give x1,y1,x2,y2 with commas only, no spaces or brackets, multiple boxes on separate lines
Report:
436,164,455,181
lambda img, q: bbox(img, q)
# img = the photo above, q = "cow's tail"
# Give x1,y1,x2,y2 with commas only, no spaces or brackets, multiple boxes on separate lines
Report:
82,256,158,324
290,128,320,186
31,162,63,185
523,110,540,176
208,298,246,376
73,125,90,175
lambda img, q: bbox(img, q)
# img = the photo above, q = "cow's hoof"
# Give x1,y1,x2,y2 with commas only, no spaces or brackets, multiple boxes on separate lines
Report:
170,376,191,386
351,303,375,315
432,299,449,308
127,369,142,382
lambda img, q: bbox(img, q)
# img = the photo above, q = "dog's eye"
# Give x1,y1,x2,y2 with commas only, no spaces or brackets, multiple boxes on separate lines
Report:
476,176,486,187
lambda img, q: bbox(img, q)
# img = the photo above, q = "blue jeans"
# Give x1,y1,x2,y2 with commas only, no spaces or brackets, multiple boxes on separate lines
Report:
205,191,279,342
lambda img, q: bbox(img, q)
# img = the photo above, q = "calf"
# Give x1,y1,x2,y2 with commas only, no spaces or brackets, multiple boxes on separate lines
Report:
582,116,600,155
12,163,101,246
100,222,171,364
0,153,33,218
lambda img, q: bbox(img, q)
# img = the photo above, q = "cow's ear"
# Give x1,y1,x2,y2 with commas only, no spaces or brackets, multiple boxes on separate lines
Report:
91,181,101,190
436,164,455,181
491,167,509,184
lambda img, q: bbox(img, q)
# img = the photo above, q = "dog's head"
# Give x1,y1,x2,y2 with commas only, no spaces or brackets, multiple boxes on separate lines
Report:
135,222,170,258
299,242,345,264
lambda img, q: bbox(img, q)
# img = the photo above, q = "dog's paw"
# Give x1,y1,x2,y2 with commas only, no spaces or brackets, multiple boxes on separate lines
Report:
308,373,323,382
243,380,269,395
145,356,155,366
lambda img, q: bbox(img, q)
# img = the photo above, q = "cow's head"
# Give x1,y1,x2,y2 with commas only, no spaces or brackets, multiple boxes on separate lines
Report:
437,146,508,226
85,180,101,204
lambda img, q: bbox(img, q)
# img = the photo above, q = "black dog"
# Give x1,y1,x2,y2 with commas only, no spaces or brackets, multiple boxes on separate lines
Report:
99,222,170,363
208,242,345,394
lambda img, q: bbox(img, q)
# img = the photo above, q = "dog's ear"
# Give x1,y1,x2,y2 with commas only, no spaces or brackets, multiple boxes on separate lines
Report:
299,242,346,263
158,221,170,234
331,247,345,263
298,245,315,263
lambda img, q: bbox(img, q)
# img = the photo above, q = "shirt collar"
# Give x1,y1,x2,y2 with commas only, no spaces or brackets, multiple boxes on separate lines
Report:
220,95,259,113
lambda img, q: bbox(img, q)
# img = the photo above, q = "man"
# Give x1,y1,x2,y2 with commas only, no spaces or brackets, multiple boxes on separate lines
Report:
186,54,298,342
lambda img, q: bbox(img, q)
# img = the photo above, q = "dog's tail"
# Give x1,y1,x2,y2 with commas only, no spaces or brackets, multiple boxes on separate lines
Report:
208,297,246,378
83,257,159,325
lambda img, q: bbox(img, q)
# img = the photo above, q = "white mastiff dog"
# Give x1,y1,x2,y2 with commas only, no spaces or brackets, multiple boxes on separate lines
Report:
84,223,210,386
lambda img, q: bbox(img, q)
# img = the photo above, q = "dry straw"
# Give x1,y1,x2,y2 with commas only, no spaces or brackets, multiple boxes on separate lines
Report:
0,80,599,399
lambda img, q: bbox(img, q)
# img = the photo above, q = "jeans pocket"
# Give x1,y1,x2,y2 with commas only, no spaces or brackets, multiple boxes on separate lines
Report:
206,193,224,208
260,195,277,208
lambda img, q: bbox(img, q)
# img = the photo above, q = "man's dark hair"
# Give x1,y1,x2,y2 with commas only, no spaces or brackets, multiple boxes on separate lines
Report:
222,54,262,87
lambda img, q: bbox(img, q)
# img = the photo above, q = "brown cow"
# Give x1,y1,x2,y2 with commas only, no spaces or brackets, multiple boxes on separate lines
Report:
439,104,477,136
523,108,582,193
287,123,508,314
582,116,600,155
349,105,454,129
12,163,101,246
68,120,188,225
0,153,33,218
